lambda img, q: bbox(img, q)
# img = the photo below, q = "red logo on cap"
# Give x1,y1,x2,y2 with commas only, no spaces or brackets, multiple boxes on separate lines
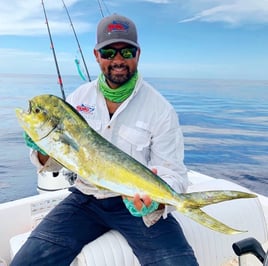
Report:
107,20,129,33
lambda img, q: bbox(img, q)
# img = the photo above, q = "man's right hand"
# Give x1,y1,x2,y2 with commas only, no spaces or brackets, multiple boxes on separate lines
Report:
23,132,47,155
23,132,50,165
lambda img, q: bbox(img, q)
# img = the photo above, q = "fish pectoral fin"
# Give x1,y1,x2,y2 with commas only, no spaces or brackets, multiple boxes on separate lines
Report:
183,190,257,208
54,131,79,151
179,207,246,235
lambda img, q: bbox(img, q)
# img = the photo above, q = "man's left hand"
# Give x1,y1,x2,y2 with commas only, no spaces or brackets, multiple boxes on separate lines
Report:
122,194,160,217
122,168,162,217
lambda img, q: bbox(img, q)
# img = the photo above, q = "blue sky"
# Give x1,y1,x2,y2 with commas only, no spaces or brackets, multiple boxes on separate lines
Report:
0,0,268,80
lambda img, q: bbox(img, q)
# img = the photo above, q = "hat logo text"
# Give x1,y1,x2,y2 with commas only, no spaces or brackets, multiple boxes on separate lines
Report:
107,20,129,33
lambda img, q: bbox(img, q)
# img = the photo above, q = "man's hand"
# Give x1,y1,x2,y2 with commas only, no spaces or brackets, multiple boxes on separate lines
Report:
122,168,163,217
122,195,159,217
23,132,47,155
23,132,49,165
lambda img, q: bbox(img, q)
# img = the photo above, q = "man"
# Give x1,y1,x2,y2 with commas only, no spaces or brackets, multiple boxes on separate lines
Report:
11,14,199,266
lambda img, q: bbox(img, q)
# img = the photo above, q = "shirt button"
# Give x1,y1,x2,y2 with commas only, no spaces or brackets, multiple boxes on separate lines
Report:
107,125,111,129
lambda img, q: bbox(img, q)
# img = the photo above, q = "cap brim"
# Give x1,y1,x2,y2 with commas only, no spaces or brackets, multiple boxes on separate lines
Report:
95,39,140,50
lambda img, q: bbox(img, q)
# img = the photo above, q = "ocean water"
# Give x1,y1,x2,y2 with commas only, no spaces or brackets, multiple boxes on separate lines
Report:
0,74,267,203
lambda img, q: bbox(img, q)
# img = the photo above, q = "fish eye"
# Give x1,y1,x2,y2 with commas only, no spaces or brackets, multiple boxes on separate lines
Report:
34,107,41,114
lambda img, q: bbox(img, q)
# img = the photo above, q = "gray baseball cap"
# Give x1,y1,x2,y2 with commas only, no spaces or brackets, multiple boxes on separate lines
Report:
95,14,139,50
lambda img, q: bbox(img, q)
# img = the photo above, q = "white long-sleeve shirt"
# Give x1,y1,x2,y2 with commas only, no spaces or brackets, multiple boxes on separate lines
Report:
31,74,188,226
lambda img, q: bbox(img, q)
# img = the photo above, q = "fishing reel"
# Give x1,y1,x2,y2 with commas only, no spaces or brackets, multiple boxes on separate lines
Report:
37,168,77,193
51,169,77,186
233,237,268,266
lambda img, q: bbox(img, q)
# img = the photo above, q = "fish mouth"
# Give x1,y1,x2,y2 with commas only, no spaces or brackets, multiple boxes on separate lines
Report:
15,100,58,141
15,107,27,119
15,100,34,116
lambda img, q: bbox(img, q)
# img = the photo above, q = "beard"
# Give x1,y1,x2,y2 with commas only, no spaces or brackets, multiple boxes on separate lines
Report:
105,63,135,85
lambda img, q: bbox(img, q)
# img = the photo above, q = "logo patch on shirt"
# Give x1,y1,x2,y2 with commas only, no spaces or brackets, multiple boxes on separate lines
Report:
76,104,95,115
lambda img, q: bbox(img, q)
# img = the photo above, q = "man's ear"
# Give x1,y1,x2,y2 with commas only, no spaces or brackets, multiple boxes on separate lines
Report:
136,48,141,62
94,49,100,63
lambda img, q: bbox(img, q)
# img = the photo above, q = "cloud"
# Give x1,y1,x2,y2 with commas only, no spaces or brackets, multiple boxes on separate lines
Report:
0,0,91,36
179,0,268,26
2,0,268,37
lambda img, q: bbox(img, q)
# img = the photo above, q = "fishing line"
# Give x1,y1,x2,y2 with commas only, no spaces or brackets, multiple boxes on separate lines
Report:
41,0,66,100
97,0,110,17
97,0,105,18
61,0,91,82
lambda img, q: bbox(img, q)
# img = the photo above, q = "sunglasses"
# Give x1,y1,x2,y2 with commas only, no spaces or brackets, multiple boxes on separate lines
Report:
99,47,138,60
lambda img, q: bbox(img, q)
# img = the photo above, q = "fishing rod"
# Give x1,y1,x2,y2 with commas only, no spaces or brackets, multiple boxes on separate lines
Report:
97,0,110,17
61,0,91,82
41,0,66,100
97,0,105,17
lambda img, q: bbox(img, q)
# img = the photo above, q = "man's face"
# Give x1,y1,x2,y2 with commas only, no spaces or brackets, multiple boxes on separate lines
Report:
94,42,140,89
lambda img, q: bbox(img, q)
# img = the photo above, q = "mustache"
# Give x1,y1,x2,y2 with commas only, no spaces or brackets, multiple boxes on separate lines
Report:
108,63,129,71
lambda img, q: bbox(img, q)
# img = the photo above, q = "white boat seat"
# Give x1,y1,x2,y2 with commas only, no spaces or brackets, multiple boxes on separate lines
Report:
71,230,140,266
9,230,140,266
9,178,268,266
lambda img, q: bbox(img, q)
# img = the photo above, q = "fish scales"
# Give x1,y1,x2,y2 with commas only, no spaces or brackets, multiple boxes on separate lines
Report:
15,94,257,234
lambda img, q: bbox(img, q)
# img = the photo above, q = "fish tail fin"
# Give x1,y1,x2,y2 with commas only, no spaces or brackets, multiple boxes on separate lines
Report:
175,190,257,234
183,190,257,208
178,207,245,235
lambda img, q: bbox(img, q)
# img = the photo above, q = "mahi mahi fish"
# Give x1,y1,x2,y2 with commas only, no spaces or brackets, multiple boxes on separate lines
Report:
15,94,256,234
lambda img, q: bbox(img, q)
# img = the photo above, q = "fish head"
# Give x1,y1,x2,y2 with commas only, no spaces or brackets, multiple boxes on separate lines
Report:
15,94,61,141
